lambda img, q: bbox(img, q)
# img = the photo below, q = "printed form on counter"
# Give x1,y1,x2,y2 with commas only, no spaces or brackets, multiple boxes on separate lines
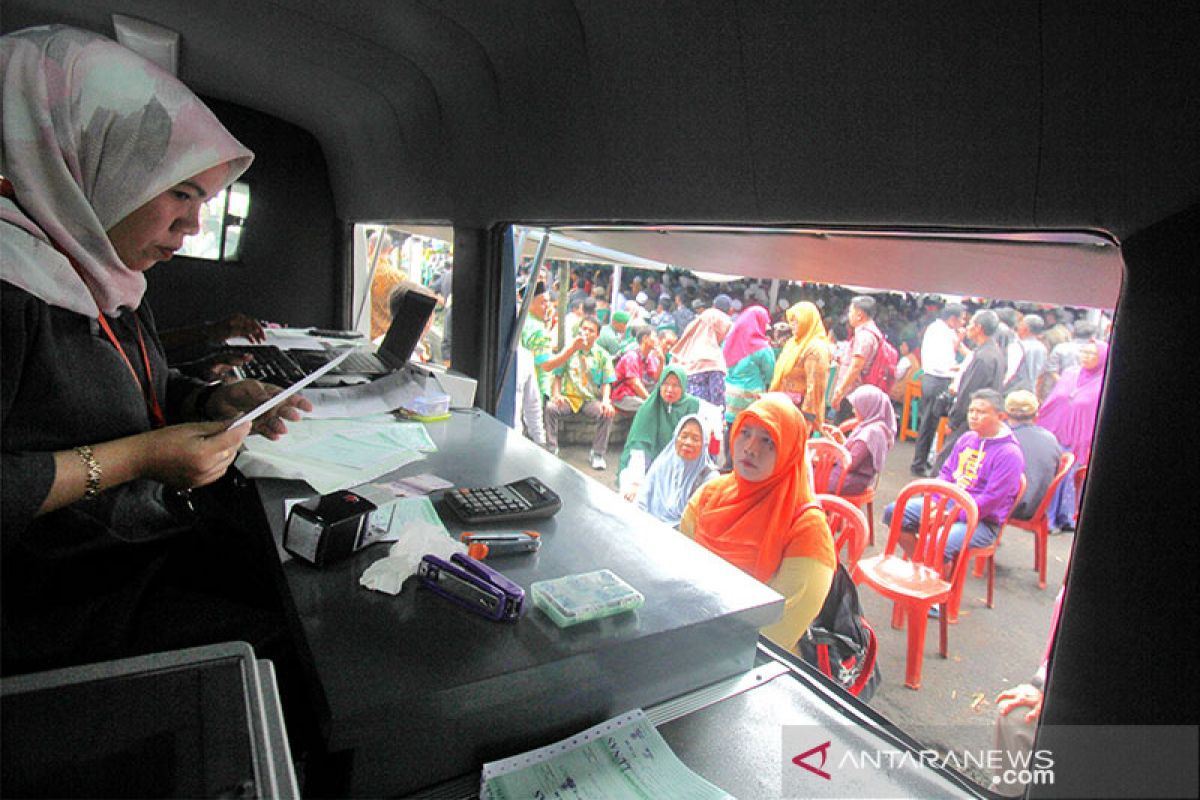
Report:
237,415,436,494
480,709,734,800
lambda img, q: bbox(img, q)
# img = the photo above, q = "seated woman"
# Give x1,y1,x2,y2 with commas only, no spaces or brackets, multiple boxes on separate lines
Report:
636,415,719,527
2,27,310,677
828,384,897,495
680,394,836,652
618,364,700,499
888,335,921,405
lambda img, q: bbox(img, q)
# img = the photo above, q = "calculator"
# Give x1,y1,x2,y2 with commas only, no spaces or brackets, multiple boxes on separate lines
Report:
443,477,562,524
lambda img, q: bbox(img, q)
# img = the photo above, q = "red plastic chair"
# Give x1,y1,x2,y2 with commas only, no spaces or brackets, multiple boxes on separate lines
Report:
856,479,979,690
949,475,1026,623
816,494,868,571
825,416,879,546
839,471,880,548
808,439,850,495
1007,452,1076,589
1073,461,1088,522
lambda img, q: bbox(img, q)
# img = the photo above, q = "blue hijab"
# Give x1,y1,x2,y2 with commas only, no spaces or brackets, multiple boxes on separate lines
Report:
636,414,718,527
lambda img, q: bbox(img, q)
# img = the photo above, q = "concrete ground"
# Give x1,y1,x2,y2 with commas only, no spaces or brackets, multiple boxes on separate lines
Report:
557,432,1073,790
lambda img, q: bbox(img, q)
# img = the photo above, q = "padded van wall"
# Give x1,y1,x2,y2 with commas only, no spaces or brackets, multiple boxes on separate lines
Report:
143,99,340,331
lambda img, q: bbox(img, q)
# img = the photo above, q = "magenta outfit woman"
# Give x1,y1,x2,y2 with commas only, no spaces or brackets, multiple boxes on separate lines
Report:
1037,339,1108,529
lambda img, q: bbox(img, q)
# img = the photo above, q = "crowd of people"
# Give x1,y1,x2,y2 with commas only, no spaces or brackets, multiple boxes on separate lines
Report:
513,261,1110,651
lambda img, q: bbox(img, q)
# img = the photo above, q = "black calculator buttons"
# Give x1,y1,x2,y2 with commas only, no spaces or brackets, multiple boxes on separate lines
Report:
444,478,561,524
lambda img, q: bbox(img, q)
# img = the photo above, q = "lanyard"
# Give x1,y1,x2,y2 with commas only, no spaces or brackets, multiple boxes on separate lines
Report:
1,178,166,428
96,313,167,429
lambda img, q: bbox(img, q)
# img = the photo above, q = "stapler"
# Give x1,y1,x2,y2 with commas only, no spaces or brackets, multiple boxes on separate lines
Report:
416,552,526,622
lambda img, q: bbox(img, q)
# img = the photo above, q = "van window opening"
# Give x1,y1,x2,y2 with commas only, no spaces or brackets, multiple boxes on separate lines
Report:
353,223,452,364
506,222,1120,793
177,180,250,261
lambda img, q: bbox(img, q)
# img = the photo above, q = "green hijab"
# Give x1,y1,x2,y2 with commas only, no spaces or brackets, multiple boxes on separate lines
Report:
619,364,702,472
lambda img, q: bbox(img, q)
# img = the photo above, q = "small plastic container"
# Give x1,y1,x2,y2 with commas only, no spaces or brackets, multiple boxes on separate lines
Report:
400,390,451,420
530,569,644,628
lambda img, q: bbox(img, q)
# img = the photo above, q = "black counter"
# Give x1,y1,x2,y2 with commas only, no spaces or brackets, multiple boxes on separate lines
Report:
256,409,782,795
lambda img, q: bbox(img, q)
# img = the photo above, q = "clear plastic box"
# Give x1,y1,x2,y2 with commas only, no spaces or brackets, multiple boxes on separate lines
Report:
530,569,644,628
402,390,451,419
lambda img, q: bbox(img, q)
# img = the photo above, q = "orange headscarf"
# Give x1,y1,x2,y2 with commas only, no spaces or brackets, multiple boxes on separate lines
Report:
769,301,828,390
692,393,835,582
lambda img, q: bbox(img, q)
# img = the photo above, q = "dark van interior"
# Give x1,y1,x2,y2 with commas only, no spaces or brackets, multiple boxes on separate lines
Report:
3,1,1196,797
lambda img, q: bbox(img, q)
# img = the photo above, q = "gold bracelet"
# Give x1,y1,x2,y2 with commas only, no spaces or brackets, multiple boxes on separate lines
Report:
75,445,102,500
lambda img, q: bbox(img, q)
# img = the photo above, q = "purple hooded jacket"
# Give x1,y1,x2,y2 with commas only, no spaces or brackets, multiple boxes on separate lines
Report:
938,426,1026,526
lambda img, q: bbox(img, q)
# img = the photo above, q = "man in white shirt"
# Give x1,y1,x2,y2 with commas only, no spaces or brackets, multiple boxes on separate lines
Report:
910,302,966,475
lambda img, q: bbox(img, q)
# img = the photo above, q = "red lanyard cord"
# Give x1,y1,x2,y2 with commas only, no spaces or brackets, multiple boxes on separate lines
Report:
96,313,167,429
2,178,166,428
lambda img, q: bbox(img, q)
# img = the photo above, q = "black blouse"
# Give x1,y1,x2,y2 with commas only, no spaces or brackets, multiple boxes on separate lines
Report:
1,282,202,544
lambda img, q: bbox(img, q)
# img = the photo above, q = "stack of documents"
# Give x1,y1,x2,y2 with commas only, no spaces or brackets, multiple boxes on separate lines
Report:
480,710,734,799
237,415,436,494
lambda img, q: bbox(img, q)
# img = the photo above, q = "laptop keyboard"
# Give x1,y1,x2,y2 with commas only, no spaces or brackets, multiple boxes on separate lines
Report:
221,346,309,386
337,350,385,373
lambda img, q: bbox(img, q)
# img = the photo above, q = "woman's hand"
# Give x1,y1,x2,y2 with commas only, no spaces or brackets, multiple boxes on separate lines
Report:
207,313,265,343
39,421,254,517
204,379,313,439
137,421,252,490
996,684,1043,724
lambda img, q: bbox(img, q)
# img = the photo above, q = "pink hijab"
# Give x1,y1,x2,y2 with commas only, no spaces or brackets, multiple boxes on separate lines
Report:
1037,340,1109,466
723,305,772,367
1,25,253,316
671,308,733,374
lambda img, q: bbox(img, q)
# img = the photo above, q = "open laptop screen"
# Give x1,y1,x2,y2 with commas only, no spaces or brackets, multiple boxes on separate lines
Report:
377,287,439,369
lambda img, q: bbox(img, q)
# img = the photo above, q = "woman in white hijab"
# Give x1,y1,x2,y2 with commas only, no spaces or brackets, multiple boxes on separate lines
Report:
1,26,310,676
636,414,719,527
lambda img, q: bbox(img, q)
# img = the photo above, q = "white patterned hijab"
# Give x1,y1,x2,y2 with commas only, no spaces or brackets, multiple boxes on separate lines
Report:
1,25,253,315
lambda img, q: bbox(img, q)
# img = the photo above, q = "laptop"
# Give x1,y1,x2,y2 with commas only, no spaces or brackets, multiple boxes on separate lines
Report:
232,288,438,385
306,287,438,375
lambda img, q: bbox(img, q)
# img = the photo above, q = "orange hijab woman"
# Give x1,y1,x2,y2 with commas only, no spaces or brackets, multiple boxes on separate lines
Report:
679,393,836,652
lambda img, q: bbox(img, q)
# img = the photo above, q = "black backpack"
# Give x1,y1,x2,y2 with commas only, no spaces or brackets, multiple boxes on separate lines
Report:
799,563,881,701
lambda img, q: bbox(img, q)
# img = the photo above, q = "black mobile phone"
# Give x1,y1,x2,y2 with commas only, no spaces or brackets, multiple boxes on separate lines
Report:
308,328,364,339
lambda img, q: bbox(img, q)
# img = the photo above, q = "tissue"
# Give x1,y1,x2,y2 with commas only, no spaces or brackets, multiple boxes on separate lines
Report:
359,518,465,595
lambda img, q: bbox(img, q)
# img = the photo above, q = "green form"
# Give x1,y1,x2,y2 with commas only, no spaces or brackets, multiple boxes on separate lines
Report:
481,710,734,800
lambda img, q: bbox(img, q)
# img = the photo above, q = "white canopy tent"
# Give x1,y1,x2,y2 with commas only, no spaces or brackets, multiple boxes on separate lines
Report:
385,224,1122,310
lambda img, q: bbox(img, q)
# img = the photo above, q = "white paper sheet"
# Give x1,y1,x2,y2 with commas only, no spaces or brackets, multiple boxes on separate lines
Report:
299,369,441,419
228,326,362,351
236,416,435,494
228,349,352,428
361,495,447,545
